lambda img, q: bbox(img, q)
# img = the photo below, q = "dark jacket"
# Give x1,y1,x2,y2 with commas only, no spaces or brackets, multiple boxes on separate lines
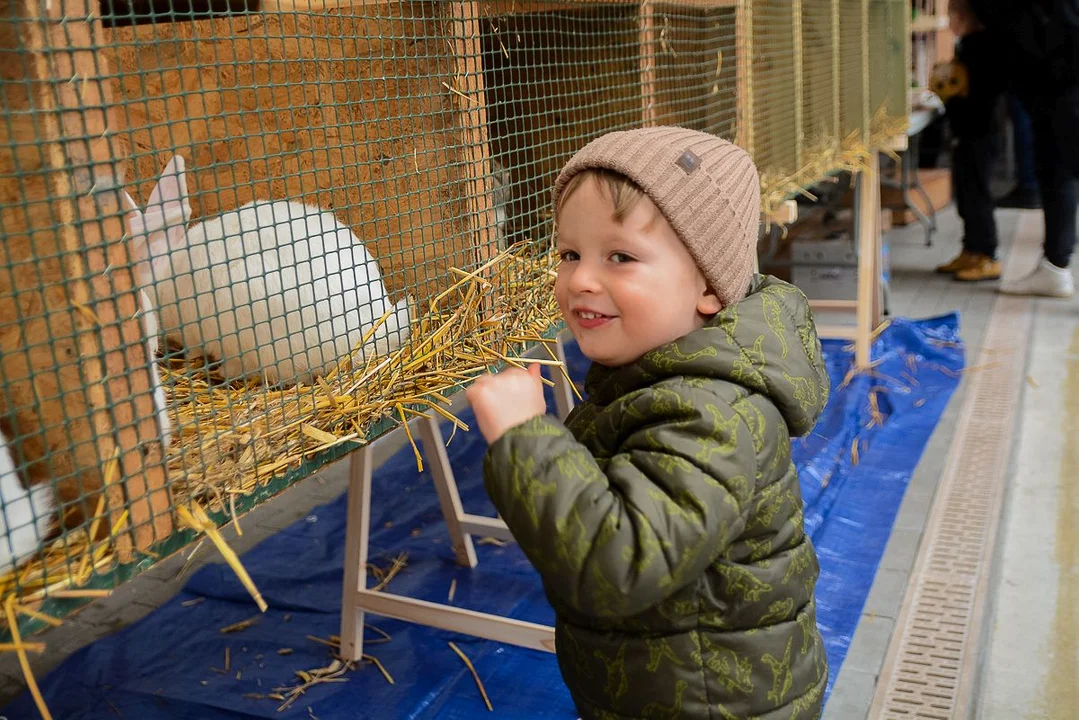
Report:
945,30,1006,140
484,275,831,719
970,0,1079,100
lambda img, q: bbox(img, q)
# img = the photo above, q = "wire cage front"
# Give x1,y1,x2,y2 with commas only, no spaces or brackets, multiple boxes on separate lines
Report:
0,0,910,643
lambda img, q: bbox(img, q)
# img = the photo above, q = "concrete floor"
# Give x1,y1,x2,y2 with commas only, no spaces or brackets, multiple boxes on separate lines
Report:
975,265,1079,718
823,207,1079,720
2,198,1077,719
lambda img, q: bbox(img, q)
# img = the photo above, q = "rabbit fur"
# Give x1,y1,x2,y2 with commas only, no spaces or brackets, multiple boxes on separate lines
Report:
490,157,510,251
139,287,172,449
0,428,54,574
122,156,413,386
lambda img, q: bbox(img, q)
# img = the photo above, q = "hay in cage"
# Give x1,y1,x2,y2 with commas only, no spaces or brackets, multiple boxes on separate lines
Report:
162,246,562,509
0,245,562,616
759,104,909,225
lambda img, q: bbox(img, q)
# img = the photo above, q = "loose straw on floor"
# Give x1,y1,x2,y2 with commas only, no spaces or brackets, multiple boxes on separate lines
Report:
176,501,267,612
4,596,51,720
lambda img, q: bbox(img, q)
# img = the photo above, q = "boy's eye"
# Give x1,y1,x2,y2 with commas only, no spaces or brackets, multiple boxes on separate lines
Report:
610,252,634,263
558,250,579,263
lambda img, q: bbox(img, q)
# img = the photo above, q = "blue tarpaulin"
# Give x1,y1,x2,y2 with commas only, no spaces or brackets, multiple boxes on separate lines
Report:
4,314,964,719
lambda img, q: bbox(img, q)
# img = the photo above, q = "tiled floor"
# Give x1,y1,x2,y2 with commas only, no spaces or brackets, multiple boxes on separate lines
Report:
2,199,1075,719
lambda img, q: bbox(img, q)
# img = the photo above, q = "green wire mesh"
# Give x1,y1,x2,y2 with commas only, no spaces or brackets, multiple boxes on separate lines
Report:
840,0,870,142
869,0,911,127
0,0,910,638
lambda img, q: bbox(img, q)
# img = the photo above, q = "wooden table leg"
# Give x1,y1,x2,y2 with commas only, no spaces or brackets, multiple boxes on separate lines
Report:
339,445,373,662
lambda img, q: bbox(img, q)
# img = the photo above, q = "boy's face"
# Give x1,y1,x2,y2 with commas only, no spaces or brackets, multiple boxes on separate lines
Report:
554,175,722,368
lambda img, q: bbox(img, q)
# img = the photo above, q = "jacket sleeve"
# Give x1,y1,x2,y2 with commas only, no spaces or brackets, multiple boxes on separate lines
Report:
482,382,759,619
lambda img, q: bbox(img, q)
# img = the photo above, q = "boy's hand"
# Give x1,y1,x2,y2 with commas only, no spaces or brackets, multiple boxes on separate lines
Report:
466,363,547,444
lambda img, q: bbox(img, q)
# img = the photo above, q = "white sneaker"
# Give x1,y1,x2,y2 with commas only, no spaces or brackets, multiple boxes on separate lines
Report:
999,258,1076,298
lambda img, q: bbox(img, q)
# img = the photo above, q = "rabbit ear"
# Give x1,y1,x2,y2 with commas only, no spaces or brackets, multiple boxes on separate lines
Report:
143,155,192,255
121,189,149,254
119,189,140,216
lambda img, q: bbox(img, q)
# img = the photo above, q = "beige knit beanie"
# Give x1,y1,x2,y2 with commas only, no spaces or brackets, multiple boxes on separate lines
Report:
553,126,761,307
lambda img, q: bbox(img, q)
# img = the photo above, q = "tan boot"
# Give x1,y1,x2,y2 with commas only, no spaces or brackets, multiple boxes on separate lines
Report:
936,250,975,274
955,254,1003,282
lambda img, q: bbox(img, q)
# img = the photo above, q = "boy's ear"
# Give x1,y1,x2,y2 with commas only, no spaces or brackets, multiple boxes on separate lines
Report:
698,286,723,316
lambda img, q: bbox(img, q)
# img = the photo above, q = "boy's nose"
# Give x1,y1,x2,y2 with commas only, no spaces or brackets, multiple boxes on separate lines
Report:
567,262,601,294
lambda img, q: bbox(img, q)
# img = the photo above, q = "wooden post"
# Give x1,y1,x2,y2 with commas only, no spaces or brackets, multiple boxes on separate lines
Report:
339,446,373,663
451,1,497,308
792,0,804,170
735,0,754,155
551,335,576,422
832,0,841,142
21,0,171,557
418,416,478,569
861,0,871,139
639,0,656,127
854,150,881,368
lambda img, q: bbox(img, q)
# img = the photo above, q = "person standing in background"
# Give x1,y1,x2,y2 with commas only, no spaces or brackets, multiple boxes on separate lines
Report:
996,95,1042,211
935,0,1007,282
968,0,1077,297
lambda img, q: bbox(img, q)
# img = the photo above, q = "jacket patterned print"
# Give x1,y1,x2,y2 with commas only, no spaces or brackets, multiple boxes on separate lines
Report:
484,275,831,719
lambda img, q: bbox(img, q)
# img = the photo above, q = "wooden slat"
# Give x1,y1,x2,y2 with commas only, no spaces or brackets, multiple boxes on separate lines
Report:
452,0,497,309
338,447,373,662
459,513,516,542
477,0,738,14
550,335,576,421
772,199,798,226
418,417,478,568
639,0,656,127
815,324,859,341
861,0,870,136
809,299,858,312
854,149,881,367
24,0,171,558
354,589,557,653
792,0,804,169
831,0,840,141
735,0,754,155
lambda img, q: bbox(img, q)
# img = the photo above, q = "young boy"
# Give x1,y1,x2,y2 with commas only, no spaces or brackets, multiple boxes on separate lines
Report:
466,126,831,719
935,0,1008,282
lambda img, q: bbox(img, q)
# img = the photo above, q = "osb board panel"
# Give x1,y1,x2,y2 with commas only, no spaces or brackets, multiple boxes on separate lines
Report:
0,1,110,524
482,6,640,245
652,6,738,138
103,4,473,304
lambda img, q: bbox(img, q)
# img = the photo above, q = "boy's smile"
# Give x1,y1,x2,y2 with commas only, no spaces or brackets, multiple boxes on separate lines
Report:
554,174,722,367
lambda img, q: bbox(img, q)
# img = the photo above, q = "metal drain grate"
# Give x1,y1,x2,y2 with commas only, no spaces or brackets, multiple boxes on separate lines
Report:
868,215,1040,719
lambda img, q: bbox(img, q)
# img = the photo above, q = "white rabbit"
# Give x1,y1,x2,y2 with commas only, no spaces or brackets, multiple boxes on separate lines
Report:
0,428,54,574
139,288,172,449
122,155,413,386
490,157,510,251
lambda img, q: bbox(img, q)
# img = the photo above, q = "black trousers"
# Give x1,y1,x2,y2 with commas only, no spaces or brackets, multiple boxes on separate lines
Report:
1028,93,1079,268
952,132,1001,259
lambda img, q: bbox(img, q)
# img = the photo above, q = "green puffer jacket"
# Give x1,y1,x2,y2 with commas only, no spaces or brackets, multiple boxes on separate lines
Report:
484,275,831,720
